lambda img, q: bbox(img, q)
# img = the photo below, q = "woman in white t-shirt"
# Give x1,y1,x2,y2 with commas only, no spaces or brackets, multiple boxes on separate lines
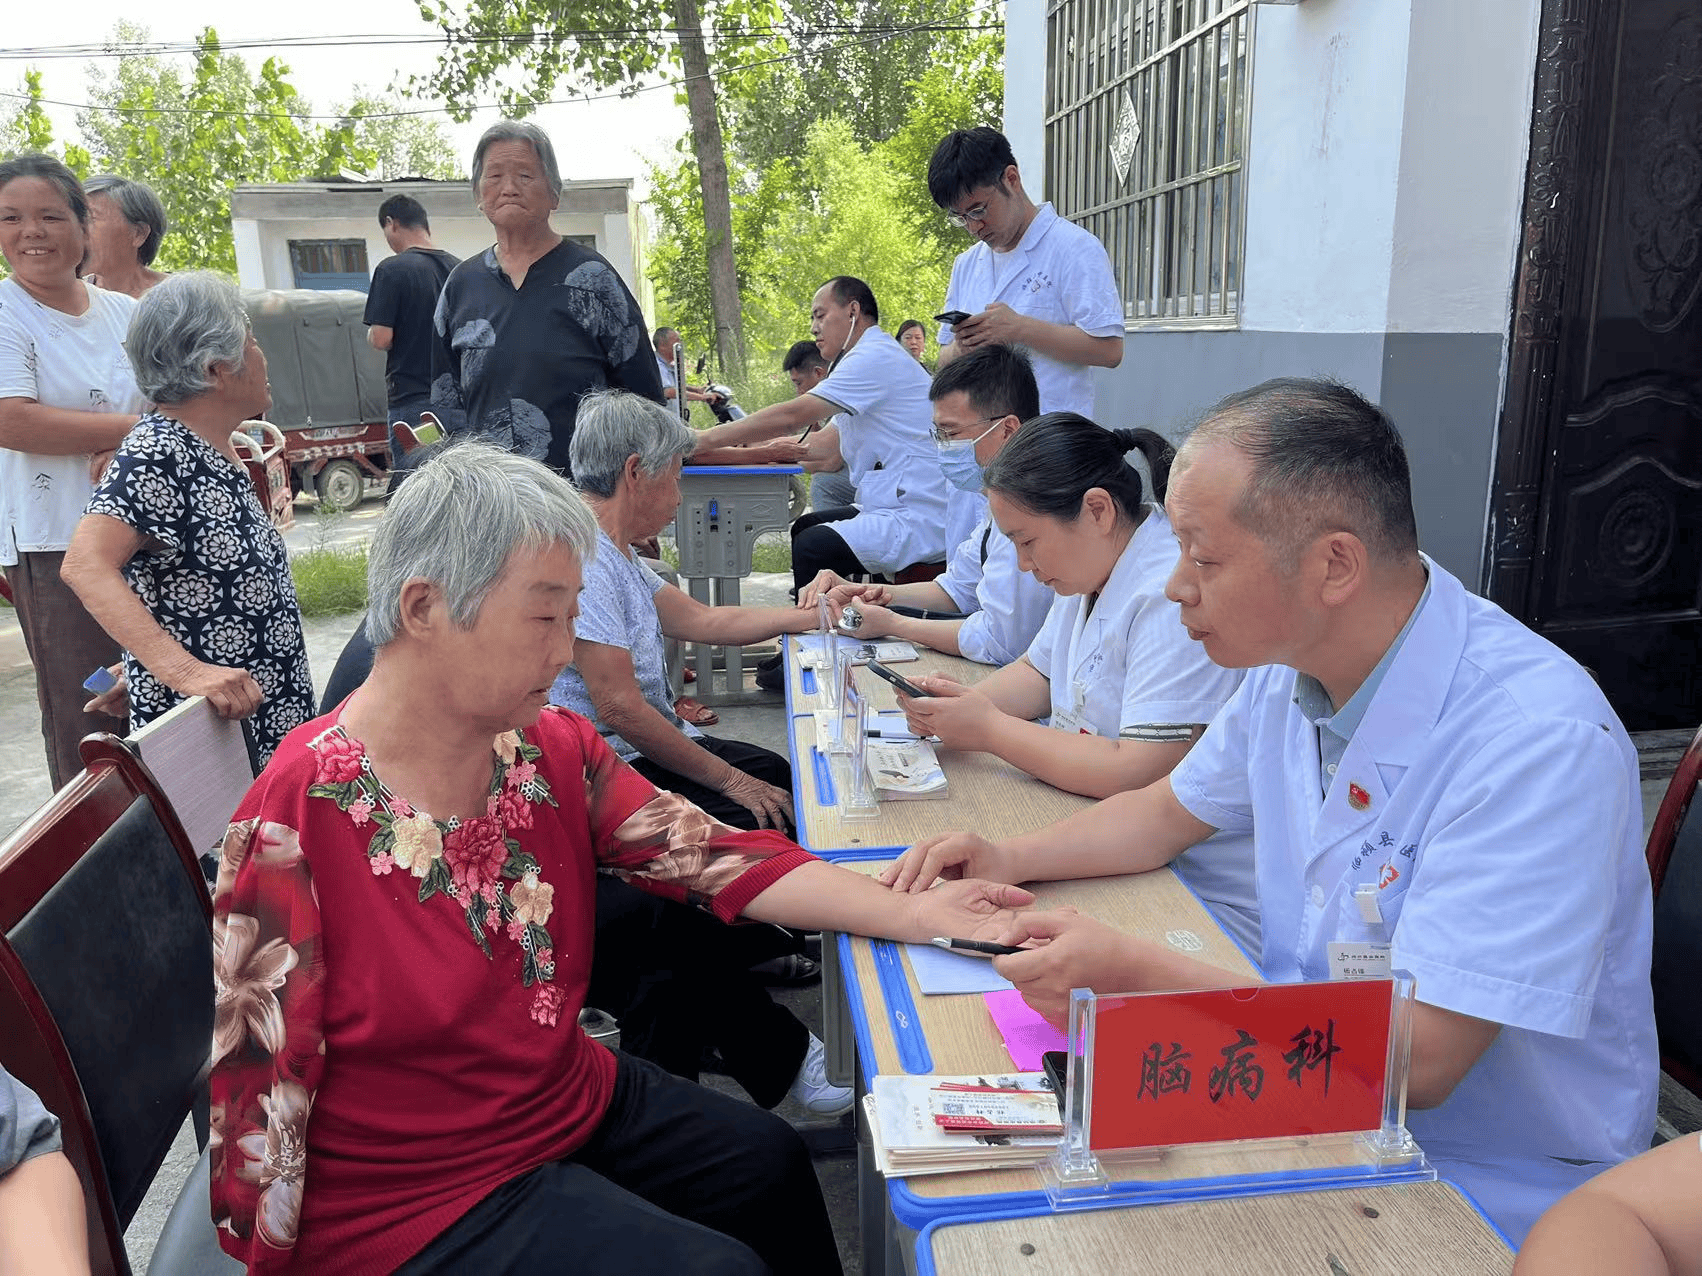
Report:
896,412,1260,950
0,154,145,788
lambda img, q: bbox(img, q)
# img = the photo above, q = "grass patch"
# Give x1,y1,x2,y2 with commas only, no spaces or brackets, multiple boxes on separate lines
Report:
291,546,369,617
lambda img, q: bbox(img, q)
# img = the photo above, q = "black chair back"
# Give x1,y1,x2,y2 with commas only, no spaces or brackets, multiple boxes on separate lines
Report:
1647,724,1702,1097
0,736,213,1276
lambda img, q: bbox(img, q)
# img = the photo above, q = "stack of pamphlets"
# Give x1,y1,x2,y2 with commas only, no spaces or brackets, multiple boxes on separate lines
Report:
866,738,948,800
865,1073,1062,1177
796,635,920,670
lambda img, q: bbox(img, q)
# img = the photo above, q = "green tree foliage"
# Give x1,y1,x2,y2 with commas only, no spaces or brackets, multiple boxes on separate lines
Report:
339,92,462,180
74,25,371,273
648,25,1004,372
0,70,93,174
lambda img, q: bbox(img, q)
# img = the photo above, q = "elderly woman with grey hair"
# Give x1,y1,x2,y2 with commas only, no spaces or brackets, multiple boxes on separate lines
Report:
552,390,817,832
62,271,314,765
80,175,169,298
430,119,664,474
203,438,1031,1273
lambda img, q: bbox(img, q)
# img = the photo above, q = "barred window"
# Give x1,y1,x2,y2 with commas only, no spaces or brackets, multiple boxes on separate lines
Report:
1045,0,1254,327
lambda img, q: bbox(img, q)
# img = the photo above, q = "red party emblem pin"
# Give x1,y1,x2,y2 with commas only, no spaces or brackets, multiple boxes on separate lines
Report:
1379,863,1400,889
1347,782,1371,811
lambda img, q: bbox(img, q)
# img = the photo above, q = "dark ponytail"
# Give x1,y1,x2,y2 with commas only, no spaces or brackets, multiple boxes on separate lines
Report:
982,412,1175,523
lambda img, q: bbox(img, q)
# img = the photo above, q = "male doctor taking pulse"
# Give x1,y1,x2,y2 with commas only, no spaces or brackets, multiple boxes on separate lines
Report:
882,377,1657,1247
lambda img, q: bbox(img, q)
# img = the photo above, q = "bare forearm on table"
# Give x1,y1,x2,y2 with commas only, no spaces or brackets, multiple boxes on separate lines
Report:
693,395,821,449
0,400,137,454
741,859,931,941
1000,779,1214,881
879,612,964,656
657,588,814,646
981,715,1194,798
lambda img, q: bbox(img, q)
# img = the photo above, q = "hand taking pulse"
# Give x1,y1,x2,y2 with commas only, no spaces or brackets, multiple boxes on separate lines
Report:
798,569,891,612
880,831,1018,894
989,910,1143,1029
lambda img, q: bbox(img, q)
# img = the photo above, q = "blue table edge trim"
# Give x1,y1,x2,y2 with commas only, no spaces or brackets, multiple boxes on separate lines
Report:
908,1177,1512,1273
680,464,805,475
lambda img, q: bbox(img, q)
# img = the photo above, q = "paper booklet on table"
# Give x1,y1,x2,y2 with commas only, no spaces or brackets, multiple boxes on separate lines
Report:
866,738,948,800
796,634,919,669
866,1073,1063,1178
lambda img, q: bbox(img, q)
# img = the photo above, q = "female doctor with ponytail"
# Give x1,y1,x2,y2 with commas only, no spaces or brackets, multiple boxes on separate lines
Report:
893,412,1261,951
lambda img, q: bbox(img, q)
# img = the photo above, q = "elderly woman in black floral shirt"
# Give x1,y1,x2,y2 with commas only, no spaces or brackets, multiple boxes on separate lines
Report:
63,271,315,765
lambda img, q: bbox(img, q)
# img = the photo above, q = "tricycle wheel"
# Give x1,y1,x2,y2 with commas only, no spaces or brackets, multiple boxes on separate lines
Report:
315,459,366,512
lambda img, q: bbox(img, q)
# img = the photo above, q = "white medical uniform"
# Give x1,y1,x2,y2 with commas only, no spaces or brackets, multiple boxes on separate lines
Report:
1024,507,1257,950
1168,557,1658,1244
810,327,949,575
937,512,1054,667
944,485,986,561
937,203,1123,418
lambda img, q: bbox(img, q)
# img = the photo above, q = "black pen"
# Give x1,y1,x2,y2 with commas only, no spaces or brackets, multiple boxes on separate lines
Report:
930,936,1025,956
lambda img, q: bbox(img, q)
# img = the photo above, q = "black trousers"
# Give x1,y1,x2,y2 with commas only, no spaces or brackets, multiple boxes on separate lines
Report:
589,877,808,1109
628,734,794,834
789,506,866,594
398,1051,843,1276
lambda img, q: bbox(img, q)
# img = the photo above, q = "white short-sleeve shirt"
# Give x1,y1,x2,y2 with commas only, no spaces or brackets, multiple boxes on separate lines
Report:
811,327,949,573
938,203,1123,418
0,278,143,564
1168,558,1658,1244
937,511,1054,667
1023,506,1256,949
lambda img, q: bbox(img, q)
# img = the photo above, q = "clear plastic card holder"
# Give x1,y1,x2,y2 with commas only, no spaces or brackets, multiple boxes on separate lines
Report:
839,677,880,817
1041,974,1431,1211
816,596,838,712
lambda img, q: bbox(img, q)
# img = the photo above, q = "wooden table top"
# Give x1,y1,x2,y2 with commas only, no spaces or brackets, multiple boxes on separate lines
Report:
925,1180,1511,1275
791,714,1096,855
841,860,1267,1203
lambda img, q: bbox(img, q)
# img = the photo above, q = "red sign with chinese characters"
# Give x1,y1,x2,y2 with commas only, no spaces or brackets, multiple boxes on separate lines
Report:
1088,979,1393,1151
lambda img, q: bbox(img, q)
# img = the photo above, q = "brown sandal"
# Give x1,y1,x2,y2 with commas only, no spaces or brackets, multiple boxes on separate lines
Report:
673,696,719,726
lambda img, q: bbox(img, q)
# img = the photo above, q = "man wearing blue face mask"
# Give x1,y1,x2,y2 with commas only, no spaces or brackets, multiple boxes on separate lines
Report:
797,345,1055,666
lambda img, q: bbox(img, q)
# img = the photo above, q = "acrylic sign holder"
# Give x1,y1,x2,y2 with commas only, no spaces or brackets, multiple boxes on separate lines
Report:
1042,975,1432,1210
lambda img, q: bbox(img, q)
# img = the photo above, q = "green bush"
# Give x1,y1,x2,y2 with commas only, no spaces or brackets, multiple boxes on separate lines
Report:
290,546,368,617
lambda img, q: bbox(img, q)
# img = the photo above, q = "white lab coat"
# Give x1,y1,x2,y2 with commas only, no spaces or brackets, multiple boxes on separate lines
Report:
937,203,1124,419
812,327,949,574
1025,508,1257,951
1169,557,1658,1244
937,511,1055,667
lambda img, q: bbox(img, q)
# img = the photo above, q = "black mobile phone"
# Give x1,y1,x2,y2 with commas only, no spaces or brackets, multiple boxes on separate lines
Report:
1041,1050,1069,1114
865,658,930,698
933,309,972,326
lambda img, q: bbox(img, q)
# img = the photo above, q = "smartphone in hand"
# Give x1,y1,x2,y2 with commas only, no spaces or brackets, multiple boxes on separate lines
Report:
866,658,930,698
933,310,972,326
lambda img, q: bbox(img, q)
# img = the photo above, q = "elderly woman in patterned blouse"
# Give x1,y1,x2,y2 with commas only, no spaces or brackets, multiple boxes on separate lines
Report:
62,270,315,766
206,439,1032,1275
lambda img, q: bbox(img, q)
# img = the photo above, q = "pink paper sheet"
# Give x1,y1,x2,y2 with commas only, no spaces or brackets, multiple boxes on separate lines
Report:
983,988,1069,1070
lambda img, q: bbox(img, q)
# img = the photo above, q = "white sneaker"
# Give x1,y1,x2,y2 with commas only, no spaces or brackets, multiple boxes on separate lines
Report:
788,1033,853,1117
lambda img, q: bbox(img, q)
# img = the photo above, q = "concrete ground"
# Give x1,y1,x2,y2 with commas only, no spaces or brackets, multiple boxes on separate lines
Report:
1,496,1696,1270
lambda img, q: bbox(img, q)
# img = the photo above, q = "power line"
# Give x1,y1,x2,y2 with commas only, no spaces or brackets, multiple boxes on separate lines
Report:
0,4,1004,123
0,23,1003,61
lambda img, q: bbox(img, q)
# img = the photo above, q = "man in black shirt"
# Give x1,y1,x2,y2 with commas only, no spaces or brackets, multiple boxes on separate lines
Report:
364,194,459,470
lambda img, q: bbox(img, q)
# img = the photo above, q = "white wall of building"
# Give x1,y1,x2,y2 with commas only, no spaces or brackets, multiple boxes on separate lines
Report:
1003,0,1048,187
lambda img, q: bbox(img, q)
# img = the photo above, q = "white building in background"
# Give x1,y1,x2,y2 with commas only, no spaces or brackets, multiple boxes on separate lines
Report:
1004,0,1702,729
229,177,652,315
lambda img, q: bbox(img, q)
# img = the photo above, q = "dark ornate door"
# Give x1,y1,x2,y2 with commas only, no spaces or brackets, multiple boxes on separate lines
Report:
1487,0,1702,730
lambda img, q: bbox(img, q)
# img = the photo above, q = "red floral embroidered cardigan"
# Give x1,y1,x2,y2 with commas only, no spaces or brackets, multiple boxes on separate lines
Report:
208,705,813,1274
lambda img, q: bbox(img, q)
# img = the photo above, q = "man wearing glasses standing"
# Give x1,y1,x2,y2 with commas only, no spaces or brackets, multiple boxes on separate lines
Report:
928,128,1124,417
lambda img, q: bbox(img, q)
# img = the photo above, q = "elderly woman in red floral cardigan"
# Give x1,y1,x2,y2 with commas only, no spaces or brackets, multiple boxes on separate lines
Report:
208,440,1033,1275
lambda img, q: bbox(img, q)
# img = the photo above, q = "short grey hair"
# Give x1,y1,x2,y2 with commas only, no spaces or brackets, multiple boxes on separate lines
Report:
365,439,598,647
84,175,168,266
470,120,563,200
125,271,249,405
571,389,694,498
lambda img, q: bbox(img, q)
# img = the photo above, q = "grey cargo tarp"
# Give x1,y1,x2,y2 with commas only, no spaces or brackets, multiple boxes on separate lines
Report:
243,289,388,431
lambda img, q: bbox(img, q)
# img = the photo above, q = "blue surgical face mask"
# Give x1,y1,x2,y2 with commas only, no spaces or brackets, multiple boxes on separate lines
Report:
934,417,1002,492
937,439,987,492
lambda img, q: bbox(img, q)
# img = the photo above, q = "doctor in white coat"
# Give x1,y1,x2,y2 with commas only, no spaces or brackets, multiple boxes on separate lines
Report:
690,276,949,594
886,378,1659,1246
797,344,1056,668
